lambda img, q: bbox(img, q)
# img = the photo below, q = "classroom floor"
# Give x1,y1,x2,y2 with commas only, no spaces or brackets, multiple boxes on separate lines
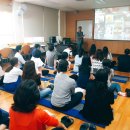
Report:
0,81,130,130
1,61,130,130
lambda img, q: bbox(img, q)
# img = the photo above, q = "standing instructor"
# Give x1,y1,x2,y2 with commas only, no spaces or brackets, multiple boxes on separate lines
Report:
76,26,84,50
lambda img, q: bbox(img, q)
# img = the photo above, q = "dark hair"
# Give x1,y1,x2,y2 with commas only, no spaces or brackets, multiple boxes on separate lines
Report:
95,69,109,90
33,49,41,58
79,56,91,74
61,52,68,60
57,59,68,72
89,44,96,56
102,59,112,68
95,49,103,61
5,57,18,72
22,60,37,80
68,44,73,49
16,45,22,52
124,48,129,55
12,80,40,112
78,48,84,57
34,44,40,49
78,26,82,29
103,46,109,59
48,45,54,51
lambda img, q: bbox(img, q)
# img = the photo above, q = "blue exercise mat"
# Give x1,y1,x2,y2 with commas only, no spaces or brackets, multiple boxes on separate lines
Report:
38,98,105,128
44,66,54,70
0,84,117,128
41,77,54,83
38,94,117,128
0,86,15,94
70,71,78,75
113,66,118,70
112,75,129,83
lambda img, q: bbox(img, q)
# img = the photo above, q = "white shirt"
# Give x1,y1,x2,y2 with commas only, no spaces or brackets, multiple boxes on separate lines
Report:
91,59,103,74
3,67,23,83
73,55,83,72
108,68,114,87
15,52,25,68
0,66,4,77
31,56,44,73
107,53,113,60
63,48,72,56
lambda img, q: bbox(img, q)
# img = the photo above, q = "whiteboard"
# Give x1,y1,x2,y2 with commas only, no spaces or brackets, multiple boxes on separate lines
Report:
77,20,93,39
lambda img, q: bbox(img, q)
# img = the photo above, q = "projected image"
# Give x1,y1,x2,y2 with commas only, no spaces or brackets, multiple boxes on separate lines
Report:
94,6,130,40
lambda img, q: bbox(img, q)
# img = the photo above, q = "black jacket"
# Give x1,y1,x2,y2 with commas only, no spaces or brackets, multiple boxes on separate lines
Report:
80,81,114,126
118,55,130,72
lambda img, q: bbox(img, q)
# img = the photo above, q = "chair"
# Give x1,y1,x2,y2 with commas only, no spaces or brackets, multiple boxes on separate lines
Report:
21,44,31,60
0,48,13,63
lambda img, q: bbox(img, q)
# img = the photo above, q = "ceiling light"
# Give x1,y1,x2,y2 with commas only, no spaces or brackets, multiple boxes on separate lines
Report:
96,0,106,4
75,0,87,1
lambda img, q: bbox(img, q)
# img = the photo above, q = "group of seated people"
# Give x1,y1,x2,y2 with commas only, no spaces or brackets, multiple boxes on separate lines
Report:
0,43,129,130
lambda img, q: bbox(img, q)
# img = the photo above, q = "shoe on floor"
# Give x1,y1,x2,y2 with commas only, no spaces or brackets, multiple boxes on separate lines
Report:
89,124,96,130
80,123,89,130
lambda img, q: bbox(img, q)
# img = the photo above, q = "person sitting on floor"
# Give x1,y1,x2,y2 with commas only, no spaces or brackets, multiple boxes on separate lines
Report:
91,49,104,74
51,60,83,111
61,52,71,68
102,59,126,97
103,46,115,68
54,52,71,73
63,44,73,57
103,46,113,61
45,45,56,67
31,49,45,75
77,56,91,89
73,48,84,72
32,44,46,63
80,69,114,126
15,45,25,69
9,80,67,130
22,60,52,98
32,44,41,56
117,48,130,72
90,49,104,80
3,57,22,92
89,44,96,61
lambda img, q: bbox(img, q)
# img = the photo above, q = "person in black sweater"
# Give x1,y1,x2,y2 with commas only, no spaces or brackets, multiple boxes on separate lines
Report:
89,44,96,59
77,56,91,89
118,48,130,72
80,69,114,126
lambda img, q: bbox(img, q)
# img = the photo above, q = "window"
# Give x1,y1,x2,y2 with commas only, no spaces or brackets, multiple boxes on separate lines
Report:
0,11,14,48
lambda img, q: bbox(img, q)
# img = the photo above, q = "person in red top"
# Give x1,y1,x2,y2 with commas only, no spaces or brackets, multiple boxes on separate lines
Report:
9,79,67,130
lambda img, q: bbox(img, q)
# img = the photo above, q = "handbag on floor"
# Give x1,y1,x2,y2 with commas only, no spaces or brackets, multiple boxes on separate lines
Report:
42,70,49,76
125,88,130,97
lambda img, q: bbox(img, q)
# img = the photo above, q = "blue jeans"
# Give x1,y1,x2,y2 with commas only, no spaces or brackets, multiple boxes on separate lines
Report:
40,88,51,98
109,83,121,92
0,109,9,127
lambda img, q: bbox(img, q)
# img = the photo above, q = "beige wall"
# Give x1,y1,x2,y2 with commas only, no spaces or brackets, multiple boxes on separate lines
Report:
43,7,58,42
66,10,130,54
0,1,59,43
58,10,66,37
23,3,44,38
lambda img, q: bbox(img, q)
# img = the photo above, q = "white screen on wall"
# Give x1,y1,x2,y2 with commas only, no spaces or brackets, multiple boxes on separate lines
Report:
94,6,130,40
